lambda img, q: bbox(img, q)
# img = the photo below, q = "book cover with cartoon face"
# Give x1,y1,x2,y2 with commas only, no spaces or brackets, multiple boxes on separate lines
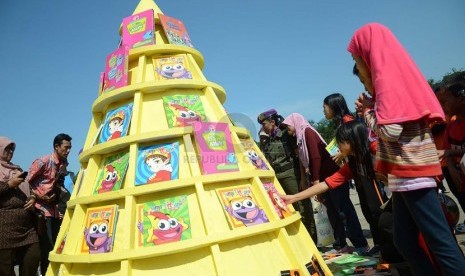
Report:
154,54,193,80
163,95,206,127
99,103,133,143
93,151,129,194
81,205,119,254
135,142,179,185
136,195,191,247
216,185,268,228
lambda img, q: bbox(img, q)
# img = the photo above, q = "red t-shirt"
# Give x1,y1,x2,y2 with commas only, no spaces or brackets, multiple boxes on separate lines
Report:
325,163,352,189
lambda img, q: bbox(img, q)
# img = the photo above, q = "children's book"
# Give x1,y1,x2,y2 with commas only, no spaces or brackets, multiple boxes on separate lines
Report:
158,14,194,47
99,103,133,143
81,204,119,254
154,54,193,80
136,195,191,246
325,138,339,156
193,122,239,175
135,142,179,185
93,151,130,194
262,182,290,219
103,45,129,92
216,184,268,228
122,9,155,48
240,138,268,170
163,95,206,127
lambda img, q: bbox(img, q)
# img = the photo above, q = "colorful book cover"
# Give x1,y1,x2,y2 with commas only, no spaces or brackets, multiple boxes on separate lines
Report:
99,103,133,143
103,45,129,92
122,9,155,48
216,185,268,228
158,13,194,47
93,151,130,194
193,122,239,175
154,54,193,80
240,138,268,170
262,182,290,219
163,95,206,127
135,142,179,185
325,138,340,156
136,195,191,246
81,204,119,254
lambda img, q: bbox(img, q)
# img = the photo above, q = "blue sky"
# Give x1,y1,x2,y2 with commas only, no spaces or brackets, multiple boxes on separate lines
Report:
1,0,464,173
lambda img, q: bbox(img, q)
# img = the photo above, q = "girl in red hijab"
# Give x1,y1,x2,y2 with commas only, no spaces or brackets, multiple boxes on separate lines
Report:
350,23,465,275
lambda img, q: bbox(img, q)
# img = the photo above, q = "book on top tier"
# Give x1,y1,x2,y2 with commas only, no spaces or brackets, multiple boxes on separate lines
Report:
122,9,155,48
103,46,129,92
158,14,194,47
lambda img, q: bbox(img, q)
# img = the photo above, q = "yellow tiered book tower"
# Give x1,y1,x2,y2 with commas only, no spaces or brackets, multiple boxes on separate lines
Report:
48,0,331,275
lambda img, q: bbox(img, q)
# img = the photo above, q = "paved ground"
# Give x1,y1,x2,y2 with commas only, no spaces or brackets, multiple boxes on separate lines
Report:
348,185,465,254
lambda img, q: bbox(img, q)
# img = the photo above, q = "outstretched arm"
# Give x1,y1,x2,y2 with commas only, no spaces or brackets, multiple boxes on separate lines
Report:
280,182,330,205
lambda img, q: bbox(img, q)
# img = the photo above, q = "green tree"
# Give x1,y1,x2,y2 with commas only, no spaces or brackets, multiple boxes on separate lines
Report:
309,118,337,143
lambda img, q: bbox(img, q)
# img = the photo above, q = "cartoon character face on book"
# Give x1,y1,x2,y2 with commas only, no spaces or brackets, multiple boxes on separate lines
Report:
144,147,173,183
107,111,125,140
144,211,189,245
97,165,119,193
156,60,192,79
227,196,269,226
84,219,113,253
246,150,268,169
169,103,202,127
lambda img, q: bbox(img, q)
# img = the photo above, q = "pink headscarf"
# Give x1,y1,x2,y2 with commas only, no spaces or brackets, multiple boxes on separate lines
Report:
0,136,30,196
282,113,326,169
347,23,444,124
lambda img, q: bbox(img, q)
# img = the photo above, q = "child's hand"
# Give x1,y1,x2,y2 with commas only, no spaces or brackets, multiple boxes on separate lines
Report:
437,150,445,159
332,152,345,166
279,193,297,205
355,93,374,115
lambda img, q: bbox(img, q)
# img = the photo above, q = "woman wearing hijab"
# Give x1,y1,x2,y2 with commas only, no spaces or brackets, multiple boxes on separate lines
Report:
282,113,369,254
350,23,465,275
0,137,40,276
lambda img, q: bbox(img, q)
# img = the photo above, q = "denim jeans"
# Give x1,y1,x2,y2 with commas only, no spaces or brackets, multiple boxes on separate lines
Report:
327,182,367,248
392,188,465,275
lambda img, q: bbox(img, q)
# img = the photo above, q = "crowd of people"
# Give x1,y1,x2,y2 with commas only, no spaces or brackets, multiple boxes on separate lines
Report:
260,23,465,275
0,134,72,276
1,22,465,276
